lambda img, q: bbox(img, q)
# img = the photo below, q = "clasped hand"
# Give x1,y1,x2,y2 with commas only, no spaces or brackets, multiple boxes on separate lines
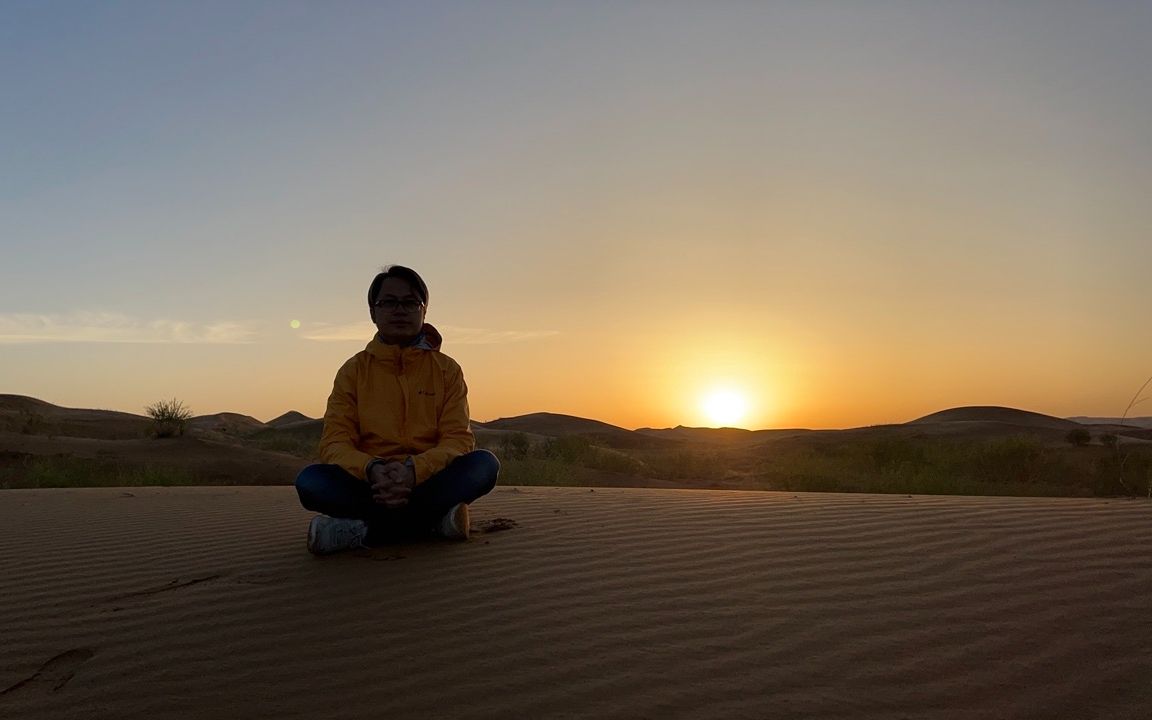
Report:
368,461,415,508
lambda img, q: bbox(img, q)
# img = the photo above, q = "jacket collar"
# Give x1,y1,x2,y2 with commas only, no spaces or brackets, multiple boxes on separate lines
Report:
365,323,443,358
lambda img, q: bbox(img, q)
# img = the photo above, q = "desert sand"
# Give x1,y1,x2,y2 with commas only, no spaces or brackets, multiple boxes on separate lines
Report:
3,486,1152,718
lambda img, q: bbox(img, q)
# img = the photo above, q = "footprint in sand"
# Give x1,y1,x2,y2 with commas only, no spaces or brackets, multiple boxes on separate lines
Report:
103,573,223,603
474,517,518,533
0,648,95,696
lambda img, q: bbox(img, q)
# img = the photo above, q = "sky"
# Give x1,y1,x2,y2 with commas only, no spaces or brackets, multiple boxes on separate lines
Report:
2,1,1151,430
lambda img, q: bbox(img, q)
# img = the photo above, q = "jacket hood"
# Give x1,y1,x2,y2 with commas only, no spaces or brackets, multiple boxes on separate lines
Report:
366,322,443,357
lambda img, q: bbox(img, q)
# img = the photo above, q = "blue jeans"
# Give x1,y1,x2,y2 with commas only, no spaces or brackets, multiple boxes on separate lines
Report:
295,450,500,544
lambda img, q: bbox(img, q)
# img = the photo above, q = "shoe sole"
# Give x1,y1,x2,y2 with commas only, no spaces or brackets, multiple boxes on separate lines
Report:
450,503,470,541
307,516,321,554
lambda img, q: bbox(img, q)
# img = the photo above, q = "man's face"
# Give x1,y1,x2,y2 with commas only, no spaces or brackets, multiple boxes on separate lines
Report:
371,276,426,344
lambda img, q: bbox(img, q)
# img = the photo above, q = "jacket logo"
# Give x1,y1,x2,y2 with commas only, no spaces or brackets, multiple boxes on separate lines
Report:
416,389,436,396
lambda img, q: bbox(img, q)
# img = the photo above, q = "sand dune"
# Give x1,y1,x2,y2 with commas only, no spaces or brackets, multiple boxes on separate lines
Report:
0,395,150,440
481,412,631,436
187,412,267,436
267,411,315,428
2,486,1150,719
479,412,677,449
910,406,1079,430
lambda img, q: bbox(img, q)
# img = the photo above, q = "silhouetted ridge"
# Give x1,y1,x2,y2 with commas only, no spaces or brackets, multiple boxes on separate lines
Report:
1067,416,1152,429
480,412,680,449
0,394,61,412
267,411,314,427
910,406,1079,430
482,412,630,436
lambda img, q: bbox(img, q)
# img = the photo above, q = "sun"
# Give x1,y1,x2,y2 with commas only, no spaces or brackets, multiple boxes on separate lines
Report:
700,389,749,427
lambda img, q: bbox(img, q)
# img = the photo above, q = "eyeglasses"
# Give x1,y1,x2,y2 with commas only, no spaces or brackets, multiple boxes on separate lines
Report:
372,298,425,313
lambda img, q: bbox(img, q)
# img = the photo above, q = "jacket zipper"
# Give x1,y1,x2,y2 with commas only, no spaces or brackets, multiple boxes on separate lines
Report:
397,348,409,445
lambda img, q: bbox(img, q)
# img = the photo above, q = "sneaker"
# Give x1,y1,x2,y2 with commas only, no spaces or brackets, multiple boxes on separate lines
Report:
307,516,369,555
438,503,470,541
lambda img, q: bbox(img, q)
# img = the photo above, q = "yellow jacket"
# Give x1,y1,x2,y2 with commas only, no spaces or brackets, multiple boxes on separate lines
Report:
318,324,475,484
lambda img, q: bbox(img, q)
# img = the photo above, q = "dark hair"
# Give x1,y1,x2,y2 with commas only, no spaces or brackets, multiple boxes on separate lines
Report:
367,265,429,307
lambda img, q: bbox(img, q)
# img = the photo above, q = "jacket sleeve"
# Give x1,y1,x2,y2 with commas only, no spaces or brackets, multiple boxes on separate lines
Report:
411,361,475,484
318,357,376,481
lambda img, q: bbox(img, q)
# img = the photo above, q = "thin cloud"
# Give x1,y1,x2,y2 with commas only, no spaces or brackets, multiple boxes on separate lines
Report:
440,326,560,344
300,323,372,342
0,312,254,344
301,322,558,344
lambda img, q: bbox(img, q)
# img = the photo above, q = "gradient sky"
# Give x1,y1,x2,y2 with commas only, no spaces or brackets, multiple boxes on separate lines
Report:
3,1,1151,430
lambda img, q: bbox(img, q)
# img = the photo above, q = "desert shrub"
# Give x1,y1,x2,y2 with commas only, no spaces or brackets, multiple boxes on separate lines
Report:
632,448,728,481
770,471,855,494
2,455,197,488
479,429,1141,497
973,436,1043,483
588,447,648,475
242,422,322,458
247,434,319,458
495,458,578,486
477,432,651,480
540,435,595,464
1132,448,1152,497
761,435,1093,496
752,437,1086,497
496,432,531,461
145,398,193,438
1093,444,1152,496
867,438,929,474
1065,428,1091,446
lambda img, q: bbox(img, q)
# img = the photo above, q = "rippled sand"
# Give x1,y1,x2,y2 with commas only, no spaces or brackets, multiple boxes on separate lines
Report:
3,486,1151,719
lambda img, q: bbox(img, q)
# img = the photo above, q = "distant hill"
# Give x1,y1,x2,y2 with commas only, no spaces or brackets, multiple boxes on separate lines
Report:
1067,416,1152,429
635,426,809,444
910,406,1080,430
268,411,315,427
637,425,753,442
6,394,1149,451
0,394,150,439
7,394,1152,493
482,412,630,436
251,418,322,438
188,413,267,436
482,412,679,449
0,394,60,413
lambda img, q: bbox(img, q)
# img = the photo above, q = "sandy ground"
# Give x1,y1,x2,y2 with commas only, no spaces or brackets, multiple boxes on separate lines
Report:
2,486,1151,719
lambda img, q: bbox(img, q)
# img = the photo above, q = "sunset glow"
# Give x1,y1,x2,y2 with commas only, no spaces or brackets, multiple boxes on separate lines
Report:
700,389,749,428
2,4,1150,430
